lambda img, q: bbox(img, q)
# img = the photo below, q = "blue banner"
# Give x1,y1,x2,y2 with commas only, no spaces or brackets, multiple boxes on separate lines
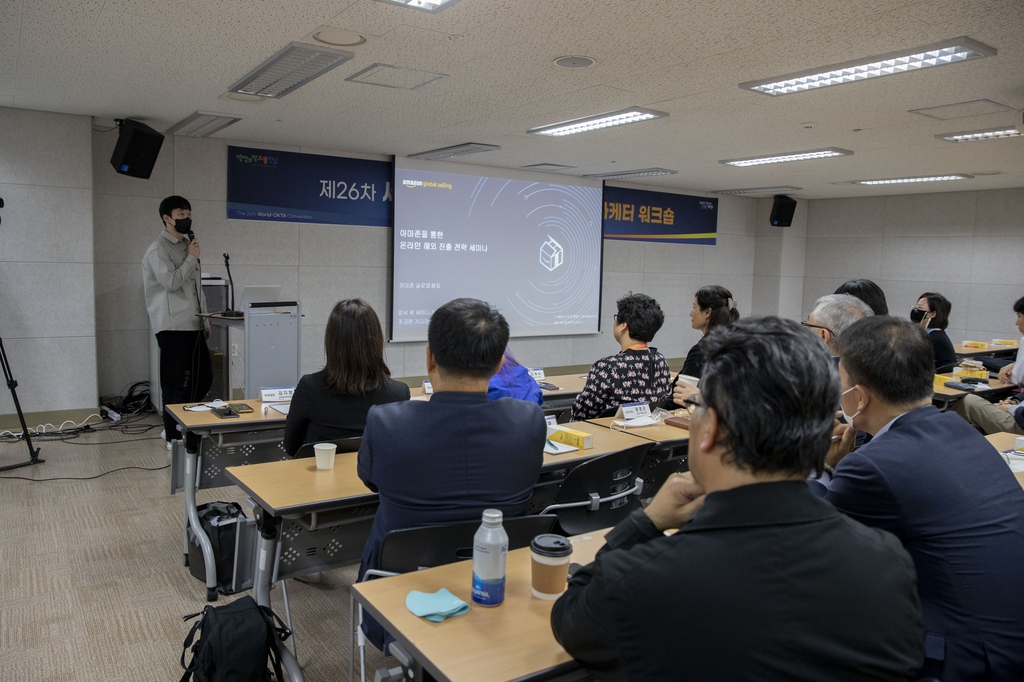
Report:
227,146,392,227
602,185,717,245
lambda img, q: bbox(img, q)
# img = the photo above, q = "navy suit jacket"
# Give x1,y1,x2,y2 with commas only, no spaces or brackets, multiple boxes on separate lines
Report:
827,406,1024,681
357,391,546,576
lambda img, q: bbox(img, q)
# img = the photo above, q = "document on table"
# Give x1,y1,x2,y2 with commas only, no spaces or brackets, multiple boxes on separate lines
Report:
544,440,578,455
268,403,290,415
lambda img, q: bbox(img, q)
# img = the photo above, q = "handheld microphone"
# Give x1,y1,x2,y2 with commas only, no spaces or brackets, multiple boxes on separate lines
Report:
221,253,243,318
188,229,196,243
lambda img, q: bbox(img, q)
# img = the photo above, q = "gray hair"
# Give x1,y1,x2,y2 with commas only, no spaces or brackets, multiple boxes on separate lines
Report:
811,294,873,337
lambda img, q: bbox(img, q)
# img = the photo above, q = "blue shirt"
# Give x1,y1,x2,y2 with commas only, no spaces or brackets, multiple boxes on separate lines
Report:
488,363,543,405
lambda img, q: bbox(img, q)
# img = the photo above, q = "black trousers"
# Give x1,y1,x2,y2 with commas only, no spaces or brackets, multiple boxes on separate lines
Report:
156,330,213,445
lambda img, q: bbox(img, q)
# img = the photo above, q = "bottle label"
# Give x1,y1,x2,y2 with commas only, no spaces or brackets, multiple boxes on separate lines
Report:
471,572,505,606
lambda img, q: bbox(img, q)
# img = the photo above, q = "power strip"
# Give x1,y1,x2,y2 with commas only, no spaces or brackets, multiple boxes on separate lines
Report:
102,406,122,422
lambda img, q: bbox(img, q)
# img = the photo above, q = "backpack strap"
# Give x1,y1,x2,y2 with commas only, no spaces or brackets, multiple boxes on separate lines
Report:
259,605,291,682
179,616,204,681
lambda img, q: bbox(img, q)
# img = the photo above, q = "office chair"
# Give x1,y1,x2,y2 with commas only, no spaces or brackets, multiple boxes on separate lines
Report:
935,362,960,374
637,441,689,506
291,436,362,459
349,515,557,682
541,443,653,535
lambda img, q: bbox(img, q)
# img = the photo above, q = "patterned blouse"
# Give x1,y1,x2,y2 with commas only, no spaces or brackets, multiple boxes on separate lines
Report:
571,348,673,421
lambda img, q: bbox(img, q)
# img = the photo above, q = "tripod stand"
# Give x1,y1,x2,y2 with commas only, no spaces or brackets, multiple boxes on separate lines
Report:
0,335,44,472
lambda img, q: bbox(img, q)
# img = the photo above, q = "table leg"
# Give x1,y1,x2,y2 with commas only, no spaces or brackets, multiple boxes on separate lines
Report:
254,509,305,681
183,448,218,601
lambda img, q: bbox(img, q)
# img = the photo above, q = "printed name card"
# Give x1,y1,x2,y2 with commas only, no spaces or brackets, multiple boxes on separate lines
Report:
423,380,433,395
260,386,295,402
618,402,652,420
528,368,546,381
545,415,558,427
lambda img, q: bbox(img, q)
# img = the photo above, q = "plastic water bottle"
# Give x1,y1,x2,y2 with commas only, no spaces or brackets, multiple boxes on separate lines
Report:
471,509,508,606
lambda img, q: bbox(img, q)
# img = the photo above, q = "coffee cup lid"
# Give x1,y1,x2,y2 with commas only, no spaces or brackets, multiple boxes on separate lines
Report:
531,534,572,557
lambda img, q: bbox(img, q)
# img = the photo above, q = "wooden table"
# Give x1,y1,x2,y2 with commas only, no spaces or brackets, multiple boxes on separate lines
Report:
932,374,1014,408
985,432,1024,490
166,400,288,599
409,373,589,403
543,420,649,468
352,529,610,682
954,342,1019,359
226,453,374,516
585,415,690,444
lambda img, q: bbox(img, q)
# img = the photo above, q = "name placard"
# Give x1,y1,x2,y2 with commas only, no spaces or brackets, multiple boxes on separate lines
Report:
545,415,558,427
422,380,433,395
528,368,546,381
618,402,652,420
260,386,296,402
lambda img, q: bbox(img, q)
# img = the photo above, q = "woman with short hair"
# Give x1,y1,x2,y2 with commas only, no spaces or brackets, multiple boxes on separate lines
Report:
283,299,409,456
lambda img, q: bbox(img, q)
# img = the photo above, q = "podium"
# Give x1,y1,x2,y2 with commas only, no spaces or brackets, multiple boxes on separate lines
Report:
203,301,302,399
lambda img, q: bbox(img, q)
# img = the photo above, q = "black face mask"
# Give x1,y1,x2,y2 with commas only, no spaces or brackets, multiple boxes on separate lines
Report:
910,307,927,324
174,216,193,235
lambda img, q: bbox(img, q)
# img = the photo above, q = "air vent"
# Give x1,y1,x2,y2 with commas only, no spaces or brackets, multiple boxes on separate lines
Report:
583,168,677,179
408,143,499,160
521,163,577,170
166,111,242,137
715,185,803,196
346,63,448,90
228,42,354,99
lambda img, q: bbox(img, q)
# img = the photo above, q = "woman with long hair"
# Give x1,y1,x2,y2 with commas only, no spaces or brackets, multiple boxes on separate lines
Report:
283,299,409,456
666,285,740,408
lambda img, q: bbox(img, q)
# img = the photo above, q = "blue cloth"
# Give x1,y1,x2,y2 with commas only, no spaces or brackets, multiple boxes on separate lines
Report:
826,405,1024,680
405,588,469,622
488,363,543,405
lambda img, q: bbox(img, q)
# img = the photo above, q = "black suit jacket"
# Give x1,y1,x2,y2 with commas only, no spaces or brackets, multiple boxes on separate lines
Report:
551,481,925,682
827,406,1024,680
357,391,545,575
282,370,410,456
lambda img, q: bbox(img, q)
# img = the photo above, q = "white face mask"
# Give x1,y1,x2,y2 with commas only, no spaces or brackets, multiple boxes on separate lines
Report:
840,385,861,428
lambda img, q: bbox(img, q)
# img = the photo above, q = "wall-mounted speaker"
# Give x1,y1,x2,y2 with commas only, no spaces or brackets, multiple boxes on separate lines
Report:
770,194,797,227
109,119,165,179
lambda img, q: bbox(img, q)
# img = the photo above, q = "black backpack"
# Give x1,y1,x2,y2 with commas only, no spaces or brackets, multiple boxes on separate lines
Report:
180,596,291,682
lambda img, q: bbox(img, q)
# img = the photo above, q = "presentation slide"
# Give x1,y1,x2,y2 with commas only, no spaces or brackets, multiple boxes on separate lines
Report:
392,159,603,342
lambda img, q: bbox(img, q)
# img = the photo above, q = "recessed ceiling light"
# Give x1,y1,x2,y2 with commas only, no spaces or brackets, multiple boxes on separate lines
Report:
166,111,242,137
221,92,264,103
740,37,996,96
720,148,852,167
528,107,668,137
583,168,677,179
714,185,803,195
937,111,1023,142
554,56,596,69
852,174,973,185
371,0,463,13
229,42,354,99
408,143,500,160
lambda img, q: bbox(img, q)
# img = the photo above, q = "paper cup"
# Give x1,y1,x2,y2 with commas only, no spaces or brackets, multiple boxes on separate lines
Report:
531,534,572,600
313,443,336,470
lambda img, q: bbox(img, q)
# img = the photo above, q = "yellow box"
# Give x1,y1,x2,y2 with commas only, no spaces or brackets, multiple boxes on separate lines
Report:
991,339,1018,347
954,368,988,379
962,341,987,348
550,426,593,450
934,374,950,388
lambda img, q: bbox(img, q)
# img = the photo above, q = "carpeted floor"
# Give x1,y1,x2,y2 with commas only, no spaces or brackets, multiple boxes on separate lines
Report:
0,414,392,681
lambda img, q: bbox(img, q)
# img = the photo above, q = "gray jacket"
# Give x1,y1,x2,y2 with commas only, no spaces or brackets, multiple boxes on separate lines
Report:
142,231,208,333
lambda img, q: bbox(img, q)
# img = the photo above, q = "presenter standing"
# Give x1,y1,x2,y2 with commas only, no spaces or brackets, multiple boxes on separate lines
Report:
142,195,212,449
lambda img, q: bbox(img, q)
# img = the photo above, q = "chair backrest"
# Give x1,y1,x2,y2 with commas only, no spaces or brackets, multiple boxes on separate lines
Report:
548,443,653,535
935,363,959,374
637,442,689,506
542,407,567,424
292,436,362,459
378,515,558,574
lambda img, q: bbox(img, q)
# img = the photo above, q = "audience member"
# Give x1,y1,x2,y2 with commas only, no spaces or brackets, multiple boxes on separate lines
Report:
835,278,888,315
487,349,543,405
283,299,409,456
913,291,957,368
571,293,672,420
953,295,1024,435
825,316,1024,680
357,298,545,649
664,286,738,409
803,293,873,356
551,317,925,680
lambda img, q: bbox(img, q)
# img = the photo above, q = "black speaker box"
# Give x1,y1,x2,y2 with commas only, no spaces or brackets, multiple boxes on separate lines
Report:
770,195,797,227
109,119,164,179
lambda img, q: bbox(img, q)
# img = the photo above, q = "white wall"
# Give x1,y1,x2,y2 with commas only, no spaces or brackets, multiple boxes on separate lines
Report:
90,134,759,395
801,188,1024,343
0,106,96,414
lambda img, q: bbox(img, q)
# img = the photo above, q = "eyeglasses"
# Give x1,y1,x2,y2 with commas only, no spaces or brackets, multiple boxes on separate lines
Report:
681,396,702,411
801,320,836,337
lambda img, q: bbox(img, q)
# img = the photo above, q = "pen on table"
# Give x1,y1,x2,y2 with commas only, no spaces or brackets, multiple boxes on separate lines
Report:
546,439,556,448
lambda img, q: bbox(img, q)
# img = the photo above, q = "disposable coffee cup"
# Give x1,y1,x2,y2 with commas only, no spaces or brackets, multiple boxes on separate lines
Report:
531,534,572,600
313,443,336,470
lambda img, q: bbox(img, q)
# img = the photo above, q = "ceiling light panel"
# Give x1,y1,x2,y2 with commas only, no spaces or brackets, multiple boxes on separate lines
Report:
741,37,996,96
229,42,354,99
938,112,1024,142
853,175,974,185
165,111,242,137
371,0,463,12
528,107,668,137
715,185,803,195
720,148,853,167
583,168,677,179
408,143,500,160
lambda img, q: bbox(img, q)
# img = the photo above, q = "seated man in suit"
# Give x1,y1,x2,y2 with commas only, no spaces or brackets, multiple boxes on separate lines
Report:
953,295,1024,435
825,315,1024,681
357,298,546,647
551,317,925,681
